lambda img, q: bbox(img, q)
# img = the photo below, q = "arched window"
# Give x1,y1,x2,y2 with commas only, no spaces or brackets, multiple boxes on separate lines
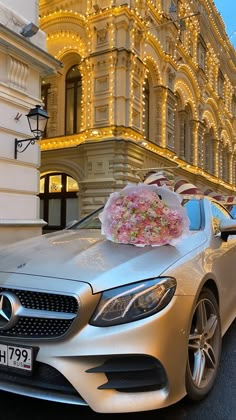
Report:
39,173,79,232
222,146,229,183
197,36,206,71
174,102,193,163
143,70,161,144
203,127,214,174
65,65,82,135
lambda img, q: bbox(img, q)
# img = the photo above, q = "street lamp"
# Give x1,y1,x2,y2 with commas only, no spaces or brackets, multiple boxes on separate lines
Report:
14,105,49,159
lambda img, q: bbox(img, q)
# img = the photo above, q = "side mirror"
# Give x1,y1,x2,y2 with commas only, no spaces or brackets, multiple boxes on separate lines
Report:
220,219,236,241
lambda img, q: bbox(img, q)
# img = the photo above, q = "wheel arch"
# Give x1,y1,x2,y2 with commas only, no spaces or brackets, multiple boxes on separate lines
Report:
202,279,219,306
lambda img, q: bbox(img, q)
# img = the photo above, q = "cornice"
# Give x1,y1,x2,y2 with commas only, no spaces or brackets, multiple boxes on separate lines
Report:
40,11,86,30
0,23,61,74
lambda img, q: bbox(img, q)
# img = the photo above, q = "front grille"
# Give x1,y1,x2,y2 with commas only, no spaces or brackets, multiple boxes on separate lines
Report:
0,288,78,313
86,355,168,392
0,317,74,338
0,287,79,339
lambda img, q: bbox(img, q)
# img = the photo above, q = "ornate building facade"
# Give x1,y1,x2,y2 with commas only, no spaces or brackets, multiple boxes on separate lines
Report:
39,0,236,231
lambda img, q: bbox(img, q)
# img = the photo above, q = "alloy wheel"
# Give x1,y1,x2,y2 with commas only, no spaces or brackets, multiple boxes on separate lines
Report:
186,288,222,400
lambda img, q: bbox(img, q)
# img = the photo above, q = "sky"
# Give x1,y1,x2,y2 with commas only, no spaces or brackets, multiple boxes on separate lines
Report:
214,0,236,47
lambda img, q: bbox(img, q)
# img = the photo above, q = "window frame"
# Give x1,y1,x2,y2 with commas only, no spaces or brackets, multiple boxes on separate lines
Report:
39,173,79,232
65,65,82,135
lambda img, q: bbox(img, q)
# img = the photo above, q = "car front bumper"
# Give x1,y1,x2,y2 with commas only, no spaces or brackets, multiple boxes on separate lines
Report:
0,275,194,413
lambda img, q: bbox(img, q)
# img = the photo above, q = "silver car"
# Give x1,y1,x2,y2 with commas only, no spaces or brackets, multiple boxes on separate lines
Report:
0,196,235,413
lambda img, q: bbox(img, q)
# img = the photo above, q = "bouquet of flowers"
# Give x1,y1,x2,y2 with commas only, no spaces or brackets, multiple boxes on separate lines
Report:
99,183,190,247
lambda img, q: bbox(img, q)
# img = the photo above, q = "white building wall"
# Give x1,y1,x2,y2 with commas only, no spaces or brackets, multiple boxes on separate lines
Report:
0,0,60,245
5,0,39,24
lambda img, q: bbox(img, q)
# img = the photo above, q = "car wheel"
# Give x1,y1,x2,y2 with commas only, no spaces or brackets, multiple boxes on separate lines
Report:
185,288,222,400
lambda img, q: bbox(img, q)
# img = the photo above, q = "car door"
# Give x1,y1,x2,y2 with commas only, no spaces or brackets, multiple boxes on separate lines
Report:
210,201,236,332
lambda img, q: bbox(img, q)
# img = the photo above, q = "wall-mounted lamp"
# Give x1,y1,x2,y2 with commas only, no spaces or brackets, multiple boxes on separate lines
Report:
14,105,49,159
21,22,39,38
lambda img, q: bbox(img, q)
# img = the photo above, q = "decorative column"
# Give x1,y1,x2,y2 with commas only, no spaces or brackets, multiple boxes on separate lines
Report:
227,151,232,184
155,86,169,148
190,119,199,166
179,110,187,159
213,139,220,178
197,122,205,169
46,78,60,137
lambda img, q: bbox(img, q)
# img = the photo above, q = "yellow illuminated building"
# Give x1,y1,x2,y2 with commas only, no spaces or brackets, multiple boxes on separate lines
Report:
38,0,236,230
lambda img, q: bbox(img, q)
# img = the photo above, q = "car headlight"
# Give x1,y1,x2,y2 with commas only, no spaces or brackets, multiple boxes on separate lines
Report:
90,277,176,327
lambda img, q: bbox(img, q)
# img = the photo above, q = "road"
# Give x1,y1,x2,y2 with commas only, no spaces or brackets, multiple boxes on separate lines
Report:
0,319,235,420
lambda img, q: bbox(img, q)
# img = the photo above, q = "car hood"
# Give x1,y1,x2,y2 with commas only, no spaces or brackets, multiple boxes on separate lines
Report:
0,229,207,292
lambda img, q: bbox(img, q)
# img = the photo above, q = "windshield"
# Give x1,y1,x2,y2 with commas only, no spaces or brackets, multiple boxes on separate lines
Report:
71,207,103,229
69,199,202,231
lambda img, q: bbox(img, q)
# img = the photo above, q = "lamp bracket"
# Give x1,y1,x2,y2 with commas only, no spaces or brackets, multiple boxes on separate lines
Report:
14,137,37,159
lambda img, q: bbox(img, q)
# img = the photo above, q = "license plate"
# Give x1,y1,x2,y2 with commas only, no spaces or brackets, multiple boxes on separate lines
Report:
0,344,33,372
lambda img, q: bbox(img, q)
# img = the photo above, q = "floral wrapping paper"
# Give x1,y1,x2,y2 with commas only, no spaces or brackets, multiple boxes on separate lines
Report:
99,183,190,247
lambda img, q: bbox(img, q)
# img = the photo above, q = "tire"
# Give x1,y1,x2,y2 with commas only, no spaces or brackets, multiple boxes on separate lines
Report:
185,288,222,400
